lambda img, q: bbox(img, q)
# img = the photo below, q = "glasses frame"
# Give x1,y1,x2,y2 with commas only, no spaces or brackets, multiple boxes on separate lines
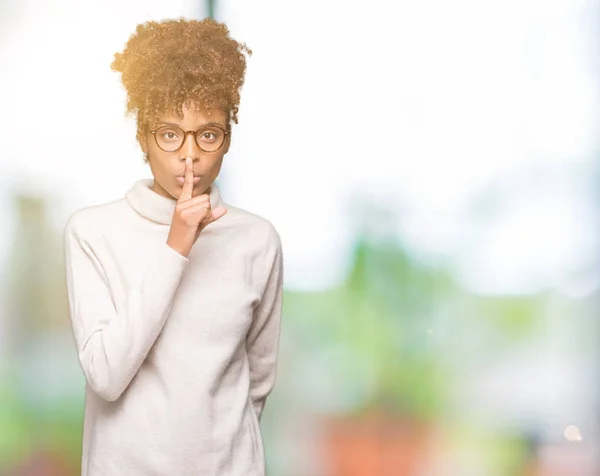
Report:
150,124,230,153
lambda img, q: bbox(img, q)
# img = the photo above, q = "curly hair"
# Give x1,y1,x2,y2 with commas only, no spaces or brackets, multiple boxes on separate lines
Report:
111,17,252,143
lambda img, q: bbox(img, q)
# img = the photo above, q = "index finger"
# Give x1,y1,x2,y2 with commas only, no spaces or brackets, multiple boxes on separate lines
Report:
179,157,193,202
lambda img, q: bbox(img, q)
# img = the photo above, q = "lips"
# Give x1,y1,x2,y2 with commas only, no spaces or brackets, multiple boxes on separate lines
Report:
175,175,201,185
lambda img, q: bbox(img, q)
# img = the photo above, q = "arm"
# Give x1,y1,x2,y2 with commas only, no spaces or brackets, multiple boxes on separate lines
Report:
64,215,189,402
246,226,284,422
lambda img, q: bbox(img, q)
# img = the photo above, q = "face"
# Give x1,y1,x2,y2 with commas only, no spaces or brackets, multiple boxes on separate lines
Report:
139,103,231,200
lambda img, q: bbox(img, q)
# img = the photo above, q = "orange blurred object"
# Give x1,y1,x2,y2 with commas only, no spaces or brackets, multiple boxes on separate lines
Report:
322,410,431,476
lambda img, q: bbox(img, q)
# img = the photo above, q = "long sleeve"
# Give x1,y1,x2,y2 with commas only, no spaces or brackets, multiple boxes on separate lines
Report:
245,226,284,421
64,214,189,402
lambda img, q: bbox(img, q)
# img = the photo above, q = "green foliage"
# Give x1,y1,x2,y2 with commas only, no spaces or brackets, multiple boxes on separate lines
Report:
341,237,454,419
0,372,83,472
284,231,543,422
473,295,543,339
284,235,456,420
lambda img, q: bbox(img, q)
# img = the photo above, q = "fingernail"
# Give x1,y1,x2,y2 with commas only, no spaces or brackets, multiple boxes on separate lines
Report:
186,157,191,165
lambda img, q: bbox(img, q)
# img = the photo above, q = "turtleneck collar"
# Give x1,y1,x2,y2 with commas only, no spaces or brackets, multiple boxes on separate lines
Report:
125,178,224,225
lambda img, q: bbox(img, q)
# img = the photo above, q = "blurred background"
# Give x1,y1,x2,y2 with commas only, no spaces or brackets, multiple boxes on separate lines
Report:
1,0,599,474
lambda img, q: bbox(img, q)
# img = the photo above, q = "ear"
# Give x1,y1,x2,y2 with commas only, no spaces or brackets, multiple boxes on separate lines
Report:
139,132,148,154
223,128,231,154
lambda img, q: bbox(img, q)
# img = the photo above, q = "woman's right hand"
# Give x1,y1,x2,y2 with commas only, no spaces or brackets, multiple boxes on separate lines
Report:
166,157,227,257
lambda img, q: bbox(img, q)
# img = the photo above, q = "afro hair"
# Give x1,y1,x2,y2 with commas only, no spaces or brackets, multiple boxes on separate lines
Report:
111,17,252,142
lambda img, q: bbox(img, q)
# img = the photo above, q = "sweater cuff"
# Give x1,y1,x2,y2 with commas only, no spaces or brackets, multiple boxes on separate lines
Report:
158,241,190,274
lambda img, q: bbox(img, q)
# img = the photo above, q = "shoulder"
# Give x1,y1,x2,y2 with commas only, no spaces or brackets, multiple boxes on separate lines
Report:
64,198,127,240
222,204,282,252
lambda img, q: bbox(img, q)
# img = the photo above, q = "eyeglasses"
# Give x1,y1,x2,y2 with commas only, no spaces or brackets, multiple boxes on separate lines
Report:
150,124,230,153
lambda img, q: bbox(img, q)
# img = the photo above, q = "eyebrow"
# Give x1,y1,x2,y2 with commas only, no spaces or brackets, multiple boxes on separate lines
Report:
156,121,226,129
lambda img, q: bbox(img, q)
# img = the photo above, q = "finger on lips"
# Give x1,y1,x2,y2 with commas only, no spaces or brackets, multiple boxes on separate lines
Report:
179,157,194,202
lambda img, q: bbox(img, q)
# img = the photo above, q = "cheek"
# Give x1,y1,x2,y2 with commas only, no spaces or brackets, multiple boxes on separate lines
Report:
147,153,175,182
208,156,225,178
148,147,172,166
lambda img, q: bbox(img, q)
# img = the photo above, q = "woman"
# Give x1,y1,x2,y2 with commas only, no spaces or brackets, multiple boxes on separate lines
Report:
63,18,283,476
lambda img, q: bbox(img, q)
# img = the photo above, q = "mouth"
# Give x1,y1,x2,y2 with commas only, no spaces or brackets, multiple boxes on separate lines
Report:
175,175,202,185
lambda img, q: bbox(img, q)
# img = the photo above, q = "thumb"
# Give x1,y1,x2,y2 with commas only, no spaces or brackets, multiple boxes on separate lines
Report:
211,206,228,222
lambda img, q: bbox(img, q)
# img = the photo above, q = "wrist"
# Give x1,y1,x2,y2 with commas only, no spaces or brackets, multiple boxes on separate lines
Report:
166,240,189,258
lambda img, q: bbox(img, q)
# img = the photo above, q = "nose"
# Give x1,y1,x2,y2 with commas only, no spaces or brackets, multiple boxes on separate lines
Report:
179,131,200,161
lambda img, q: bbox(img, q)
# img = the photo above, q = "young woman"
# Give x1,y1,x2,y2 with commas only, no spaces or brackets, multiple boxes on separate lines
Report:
63,18,283,476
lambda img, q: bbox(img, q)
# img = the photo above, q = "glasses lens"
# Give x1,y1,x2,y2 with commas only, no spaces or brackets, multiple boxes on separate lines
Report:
196,127,225,152
155,126,184,152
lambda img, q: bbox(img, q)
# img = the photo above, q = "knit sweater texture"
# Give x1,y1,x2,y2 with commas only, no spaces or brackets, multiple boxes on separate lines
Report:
63,178,284,475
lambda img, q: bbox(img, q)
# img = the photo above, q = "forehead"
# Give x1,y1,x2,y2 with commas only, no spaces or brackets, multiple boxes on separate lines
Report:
158,103,228,127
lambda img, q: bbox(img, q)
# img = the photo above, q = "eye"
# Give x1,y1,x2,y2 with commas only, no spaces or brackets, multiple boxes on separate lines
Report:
157,128,181,141
197,128,223,143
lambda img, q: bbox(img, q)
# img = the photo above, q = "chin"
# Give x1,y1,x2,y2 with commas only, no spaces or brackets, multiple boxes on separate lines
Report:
151,178,179,200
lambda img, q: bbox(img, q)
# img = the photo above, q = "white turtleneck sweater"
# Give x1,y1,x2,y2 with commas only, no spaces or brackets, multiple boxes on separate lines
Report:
63,178,283,476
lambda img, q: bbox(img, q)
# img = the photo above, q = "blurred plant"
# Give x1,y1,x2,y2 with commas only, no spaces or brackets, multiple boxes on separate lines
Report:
343,236,451,419
0,190,82,474
283,198,544,423
283,201,456,422
319,234,455,421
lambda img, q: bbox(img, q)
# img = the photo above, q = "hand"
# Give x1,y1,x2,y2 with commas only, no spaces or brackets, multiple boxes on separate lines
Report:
166,157,227,257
